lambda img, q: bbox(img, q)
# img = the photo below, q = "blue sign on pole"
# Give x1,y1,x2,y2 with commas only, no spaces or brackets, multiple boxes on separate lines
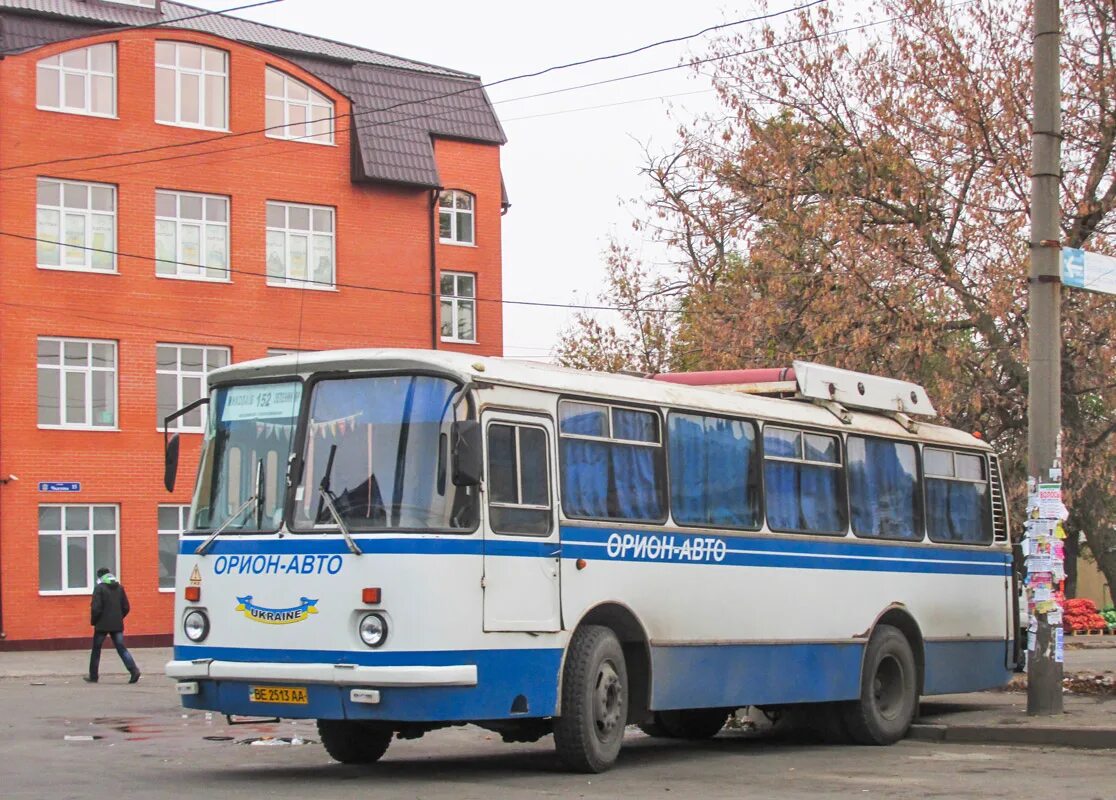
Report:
1062,247,1116,295
38,481,81,493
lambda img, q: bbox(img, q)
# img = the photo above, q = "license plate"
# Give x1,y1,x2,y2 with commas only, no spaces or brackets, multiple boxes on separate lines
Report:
249,686,308,705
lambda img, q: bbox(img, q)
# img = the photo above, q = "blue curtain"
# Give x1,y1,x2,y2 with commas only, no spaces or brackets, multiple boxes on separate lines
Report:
925,478,952,541
764,462,799,530
670,415,755,527
611,410,661,520
800,465,842,532
668,416,706,524
849,438,918,539
561,411,609,518
948,483,986,543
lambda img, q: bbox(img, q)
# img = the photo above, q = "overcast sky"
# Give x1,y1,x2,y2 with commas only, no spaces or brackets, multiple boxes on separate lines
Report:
189,0,844,360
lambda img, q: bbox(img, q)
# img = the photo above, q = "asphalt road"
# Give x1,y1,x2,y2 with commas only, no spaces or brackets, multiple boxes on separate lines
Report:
1,676,1111,800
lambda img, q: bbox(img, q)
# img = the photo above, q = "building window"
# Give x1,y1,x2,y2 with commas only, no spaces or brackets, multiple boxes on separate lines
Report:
155,190,229,280
265,67,334,144
439,190,474,244
109,0,157,6
38,505,118,594
36,178,116,272
36,43,115,117
157,344,230,431
155,41,227,130
37,337,117,429
266,202,334,288
440,272,476,342
158,505,189,591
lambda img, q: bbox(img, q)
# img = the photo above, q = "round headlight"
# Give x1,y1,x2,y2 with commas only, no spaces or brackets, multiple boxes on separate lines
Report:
184,610,210,642
358,613,387,648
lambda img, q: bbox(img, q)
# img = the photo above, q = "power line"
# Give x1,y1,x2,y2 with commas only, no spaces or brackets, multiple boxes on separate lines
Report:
0,229,686,314
0,0,826,176
0,0,287,57
0,0,951,183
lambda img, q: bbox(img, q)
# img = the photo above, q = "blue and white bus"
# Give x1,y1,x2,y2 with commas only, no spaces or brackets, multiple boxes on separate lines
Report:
164,350,1013,772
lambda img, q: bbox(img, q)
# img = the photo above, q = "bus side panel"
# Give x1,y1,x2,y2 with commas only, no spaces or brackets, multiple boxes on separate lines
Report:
649,642,864,710
922,640,1013,695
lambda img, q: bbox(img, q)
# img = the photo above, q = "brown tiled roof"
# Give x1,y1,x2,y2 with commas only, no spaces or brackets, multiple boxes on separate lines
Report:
0,0,506,188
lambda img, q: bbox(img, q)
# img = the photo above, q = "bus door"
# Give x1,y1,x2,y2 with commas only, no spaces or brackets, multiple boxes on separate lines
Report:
481,411,561,632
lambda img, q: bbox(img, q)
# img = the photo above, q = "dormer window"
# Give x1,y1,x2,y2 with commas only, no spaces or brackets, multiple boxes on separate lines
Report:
107,1,157,7
265,67,334,144
37,44,116,118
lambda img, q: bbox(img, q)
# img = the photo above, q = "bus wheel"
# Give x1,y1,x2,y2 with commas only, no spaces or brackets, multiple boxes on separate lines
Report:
642,708,728,740
317,719,393,764
842,625,917,745
554,625,628,773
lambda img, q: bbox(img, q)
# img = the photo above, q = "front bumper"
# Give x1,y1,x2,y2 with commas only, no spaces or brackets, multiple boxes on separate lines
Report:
165,658,477,687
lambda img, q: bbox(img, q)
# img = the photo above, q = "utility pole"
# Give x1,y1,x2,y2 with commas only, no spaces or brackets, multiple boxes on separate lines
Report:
1027,0,1063,716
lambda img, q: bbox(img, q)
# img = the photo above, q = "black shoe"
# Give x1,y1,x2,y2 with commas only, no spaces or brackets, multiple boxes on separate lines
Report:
129,671,140,684
83,675,98,683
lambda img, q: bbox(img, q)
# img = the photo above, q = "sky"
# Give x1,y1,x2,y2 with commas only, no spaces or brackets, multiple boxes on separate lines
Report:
187,0,836,360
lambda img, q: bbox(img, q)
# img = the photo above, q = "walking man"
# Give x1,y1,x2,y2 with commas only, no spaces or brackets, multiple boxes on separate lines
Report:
86,567,141,684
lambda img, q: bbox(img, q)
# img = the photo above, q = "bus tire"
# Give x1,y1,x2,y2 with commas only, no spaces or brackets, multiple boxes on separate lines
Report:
646,708,728,740
317,719,393,764
553,625,628,773
842,625,917,745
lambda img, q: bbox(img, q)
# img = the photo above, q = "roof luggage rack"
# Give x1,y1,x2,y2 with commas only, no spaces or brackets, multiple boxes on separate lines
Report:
649,361,936,429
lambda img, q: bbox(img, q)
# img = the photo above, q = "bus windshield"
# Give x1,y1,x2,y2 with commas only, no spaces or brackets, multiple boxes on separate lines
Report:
292,375,475,532
191,381,303,532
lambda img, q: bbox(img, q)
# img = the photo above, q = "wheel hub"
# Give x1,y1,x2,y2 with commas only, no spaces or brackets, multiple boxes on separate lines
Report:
873,654,905,720
593,659,623,738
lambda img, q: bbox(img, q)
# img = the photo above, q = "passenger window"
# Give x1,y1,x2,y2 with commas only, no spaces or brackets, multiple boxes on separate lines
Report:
668,412,760,529
763,426,846,534
559,400,665,522
924,448,992,544
847,437,921,540
487,423,552,536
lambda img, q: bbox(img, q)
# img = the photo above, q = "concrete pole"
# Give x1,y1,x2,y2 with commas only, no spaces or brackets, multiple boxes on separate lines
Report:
1027,0,1063,716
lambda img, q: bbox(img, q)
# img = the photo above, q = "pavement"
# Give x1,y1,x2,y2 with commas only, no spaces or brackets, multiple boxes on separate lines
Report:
2,639,1114,750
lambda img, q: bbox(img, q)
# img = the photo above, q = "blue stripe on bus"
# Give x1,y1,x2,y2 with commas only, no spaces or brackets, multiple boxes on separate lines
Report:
175,645,562,722
923,639,1013,694
180,526,1009,575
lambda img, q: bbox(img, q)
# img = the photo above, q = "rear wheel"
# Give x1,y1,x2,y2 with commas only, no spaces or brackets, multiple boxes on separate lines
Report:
317,719,393,764
553,625,628,773
842,625,918,745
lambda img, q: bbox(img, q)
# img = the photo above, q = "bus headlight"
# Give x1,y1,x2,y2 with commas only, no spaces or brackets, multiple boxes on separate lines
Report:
184,610,210,642
358,613,388,647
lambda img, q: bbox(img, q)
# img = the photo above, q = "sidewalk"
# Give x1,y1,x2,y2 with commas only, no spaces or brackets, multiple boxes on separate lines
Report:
2,642,1114,750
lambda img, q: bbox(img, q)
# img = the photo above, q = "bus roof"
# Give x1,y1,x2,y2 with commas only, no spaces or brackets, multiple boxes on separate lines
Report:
209,349,989,450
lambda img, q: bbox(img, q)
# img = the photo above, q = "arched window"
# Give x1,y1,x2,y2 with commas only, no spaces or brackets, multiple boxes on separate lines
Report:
37,43,116,117
265,67,334,144
438,190,474,244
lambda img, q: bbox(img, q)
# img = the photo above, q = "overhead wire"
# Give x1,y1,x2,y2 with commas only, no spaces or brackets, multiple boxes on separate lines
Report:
0,0,827,176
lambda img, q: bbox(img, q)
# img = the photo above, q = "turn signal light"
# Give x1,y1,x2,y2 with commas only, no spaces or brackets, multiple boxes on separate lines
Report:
362,587,382,604
184,586,201,602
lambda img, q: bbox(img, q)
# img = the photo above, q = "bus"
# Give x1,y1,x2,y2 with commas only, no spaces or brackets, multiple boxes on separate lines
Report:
163,350,1014,772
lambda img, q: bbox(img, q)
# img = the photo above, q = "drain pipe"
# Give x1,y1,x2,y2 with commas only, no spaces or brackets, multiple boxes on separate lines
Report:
429,188,440,349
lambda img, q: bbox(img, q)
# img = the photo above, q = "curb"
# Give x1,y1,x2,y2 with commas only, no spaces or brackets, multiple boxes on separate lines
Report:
909,723,1116,750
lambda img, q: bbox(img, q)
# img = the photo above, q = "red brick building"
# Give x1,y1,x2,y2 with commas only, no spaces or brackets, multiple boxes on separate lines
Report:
0,0,507,647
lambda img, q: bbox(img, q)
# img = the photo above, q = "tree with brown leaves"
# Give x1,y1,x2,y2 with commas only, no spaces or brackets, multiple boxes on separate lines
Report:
558,0,1116,593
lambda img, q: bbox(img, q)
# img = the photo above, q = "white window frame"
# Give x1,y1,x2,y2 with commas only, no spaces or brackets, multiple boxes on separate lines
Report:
438,189,475,245
36,43,116,118
36,178,117,273
157,343,230,432
111,0,157,7
38,504,120,596
265,67,334,145
37,337,118,430
265,201,336,290
158,504,189,592
440,271,477,343
155,41,228,131
155,189,230,281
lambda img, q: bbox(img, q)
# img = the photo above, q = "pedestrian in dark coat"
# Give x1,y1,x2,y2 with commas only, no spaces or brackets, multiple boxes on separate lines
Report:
86,567,140,683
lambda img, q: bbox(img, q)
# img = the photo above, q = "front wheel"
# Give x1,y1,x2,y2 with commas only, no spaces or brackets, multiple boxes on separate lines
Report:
317,719,393,764
553,625,628,773
842,625,918,745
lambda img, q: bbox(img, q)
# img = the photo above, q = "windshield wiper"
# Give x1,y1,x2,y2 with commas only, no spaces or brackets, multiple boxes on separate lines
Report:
316,444,363,556
195,460,263,556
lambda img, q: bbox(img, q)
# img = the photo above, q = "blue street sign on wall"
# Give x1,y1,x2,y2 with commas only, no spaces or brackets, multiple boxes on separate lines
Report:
38,481,81,492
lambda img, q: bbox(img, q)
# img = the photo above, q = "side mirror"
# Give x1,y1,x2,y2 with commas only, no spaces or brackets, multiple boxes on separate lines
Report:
164,433,181,493
451,420,482,486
